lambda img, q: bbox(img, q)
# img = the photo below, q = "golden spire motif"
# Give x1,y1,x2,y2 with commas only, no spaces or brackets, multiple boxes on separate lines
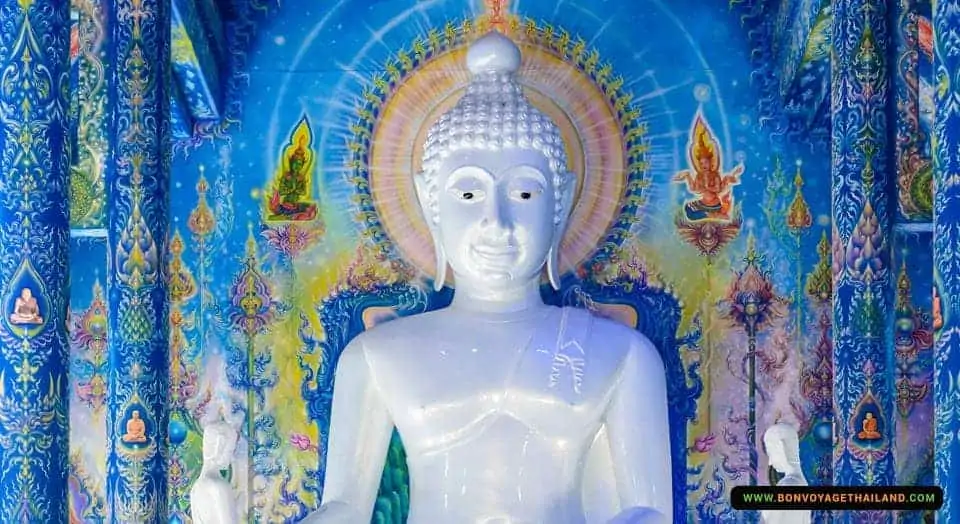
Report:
188,165,215,238
167,230,197,303
786,160,812,231
895,261,911,315
805,230,832,302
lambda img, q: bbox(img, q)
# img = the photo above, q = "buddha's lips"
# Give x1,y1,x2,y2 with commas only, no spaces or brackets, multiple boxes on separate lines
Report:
471,245,518,259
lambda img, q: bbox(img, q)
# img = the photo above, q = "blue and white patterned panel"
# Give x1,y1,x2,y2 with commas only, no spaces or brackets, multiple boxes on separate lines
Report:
932,0,960,519
0,0,72,521
104,0,172,518
830,1,896,523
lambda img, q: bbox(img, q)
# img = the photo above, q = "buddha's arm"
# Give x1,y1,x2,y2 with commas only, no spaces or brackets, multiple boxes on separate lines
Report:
315,338,394,523
604,335,672,524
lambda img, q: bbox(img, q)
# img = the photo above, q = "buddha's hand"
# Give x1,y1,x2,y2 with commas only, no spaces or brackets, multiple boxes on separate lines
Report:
607,507,669,524
299,502,363,524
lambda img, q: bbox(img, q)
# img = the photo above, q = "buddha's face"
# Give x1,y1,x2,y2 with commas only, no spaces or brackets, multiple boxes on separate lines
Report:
431,148,559,286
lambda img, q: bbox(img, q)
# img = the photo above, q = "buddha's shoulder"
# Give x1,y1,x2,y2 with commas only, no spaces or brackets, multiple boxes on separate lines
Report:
564,306,662,367
345,311,444,348
563,306,654,346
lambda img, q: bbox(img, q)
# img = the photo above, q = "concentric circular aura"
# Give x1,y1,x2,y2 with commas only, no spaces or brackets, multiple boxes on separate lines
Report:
361,28,644,281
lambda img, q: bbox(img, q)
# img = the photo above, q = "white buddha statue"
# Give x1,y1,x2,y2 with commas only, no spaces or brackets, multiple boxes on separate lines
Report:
190,419,240,524
303,30,672,524
761,423,810,524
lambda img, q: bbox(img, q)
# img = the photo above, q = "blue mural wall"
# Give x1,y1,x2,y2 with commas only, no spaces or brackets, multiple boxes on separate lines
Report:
59,0,945,522
68,237,109,522
892,1,937,521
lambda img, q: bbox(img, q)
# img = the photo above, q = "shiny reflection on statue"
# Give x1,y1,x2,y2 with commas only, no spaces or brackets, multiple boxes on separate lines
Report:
761,423,810,524
9,287,42,325
190,420,240,524
122,410,147,443
304,31,671,524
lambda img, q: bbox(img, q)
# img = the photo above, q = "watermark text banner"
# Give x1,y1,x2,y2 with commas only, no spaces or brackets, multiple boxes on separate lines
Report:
731,486,943,510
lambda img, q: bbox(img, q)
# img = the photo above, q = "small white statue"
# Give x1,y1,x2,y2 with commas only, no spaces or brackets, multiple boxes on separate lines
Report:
761,423,810,524
303,30,672,524
190,420,239,524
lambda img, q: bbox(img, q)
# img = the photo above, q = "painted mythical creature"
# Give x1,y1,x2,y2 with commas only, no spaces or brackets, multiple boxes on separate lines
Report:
267,117,319,222
673,114,743,222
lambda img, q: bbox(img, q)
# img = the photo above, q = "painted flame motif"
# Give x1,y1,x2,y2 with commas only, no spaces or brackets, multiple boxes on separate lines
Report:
266,116,319,221
690,115,720,173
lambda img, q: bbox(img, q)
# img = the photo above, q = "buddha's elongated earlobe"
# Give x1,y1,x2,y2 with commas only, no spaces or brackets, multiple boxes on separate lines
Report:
413,173,446,290
433,240,447,291
547,244,561,290
548,172,575,291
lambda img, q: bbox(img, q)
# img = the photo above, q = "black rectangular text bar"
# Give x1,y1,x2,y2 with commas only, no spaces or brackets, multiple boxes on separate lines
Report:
731,486,943,511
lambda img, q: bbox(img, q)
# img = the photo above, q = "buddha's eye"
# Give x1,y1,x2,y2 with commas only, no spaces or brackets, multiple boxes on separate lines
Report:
451,188,484,201
510,188,541,201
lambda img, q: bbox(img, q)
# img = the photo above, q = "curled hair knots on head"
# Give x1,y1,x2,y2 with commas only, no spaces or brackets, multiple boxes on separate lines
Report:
417,31,572,228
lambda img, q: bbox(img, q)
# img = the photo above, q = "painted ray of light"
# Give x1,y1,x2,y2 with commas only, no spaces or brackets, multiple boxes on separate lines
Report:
587,18,613,47
266,2,443,242
650,0,732,161
265,0,351,177
635,81,696,102
312,0,447,169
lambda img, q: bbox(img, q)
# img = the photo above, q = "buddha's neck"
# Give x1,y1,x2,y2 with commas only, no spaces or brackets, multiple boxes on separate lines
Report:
450,276,546,316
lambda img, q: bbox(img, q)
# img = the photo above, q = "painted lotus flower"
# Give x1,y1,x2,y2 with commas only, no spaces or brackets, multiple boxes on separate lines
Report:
845,201,885,280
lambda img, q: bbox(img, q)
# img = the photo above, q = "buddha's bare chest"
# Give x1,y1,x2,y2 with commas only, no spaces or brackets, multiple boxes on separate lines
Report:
363,323,624,451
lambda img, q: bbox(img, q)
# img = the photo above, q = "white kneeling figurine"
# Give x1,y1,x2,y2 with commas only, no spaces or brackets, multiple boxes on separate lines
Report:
303,29,672,524
762,423,810,524
190,420,239,524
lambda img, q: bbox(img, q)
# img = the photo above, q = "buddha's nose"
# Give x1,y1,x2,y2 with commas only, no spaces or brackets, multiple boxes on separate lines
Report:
480,196,513,233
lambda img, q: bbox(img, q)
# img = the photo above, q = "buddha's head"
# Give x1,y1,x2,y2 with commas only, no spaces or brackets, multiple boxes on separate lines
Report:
762,423,802,475
202,421,238,470
415,31,575,292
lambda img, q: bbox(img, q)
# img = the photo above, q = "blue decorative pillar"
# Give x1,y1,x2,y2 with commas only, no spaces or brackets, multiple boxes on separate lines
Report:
104,0,171,518
830,0,895,505
0,0,71,522
932,0,960,519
